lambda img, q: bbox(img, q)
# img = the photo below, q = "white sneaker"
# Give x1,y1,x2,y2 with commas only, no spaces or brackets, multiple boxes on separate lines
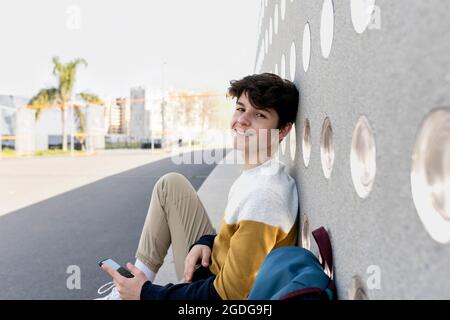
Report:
95,281,122,300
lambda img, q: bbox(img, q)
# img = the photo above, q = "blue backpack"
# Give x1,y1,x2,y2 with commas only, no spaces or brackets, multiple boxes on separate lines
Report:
248,226,337,300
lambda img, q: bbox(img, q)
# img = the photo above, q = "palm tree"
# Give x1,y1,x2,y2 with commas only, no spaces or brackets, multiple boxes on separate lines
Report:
28,56,103,151
75,92,104,150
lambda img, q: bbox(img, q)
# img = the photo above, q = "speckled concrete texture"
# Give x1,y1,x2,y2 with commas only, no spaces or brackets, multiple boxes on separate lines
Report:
257,0,450,299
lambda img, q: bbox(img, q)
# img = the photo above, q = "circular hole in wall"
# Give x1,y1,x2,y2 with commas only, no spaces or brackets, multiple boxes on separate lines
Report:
290,123,297,161
302,118,311,167
320,117,335,179
281,0,286,20
301,214,311,250
302,23,311,72
280,53,286,79
350,0,375,34
320,0,334,58
411,108,450,243
269,18,273,44
351,116,376,198
265,29,269,54
289,41,296,81
274,4,279,34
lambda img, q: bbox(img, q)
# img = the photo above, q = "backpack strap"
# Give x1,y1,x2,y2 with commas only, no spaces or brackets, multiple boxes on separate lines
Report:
312,227,333,273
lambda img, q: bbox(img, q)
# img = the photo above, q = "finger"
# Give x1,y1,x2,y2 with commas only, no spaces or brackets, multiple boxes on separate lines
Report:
185,270,193,282
201,252,209,267
102,264,121,280
185,264,194,282
126,263,142,277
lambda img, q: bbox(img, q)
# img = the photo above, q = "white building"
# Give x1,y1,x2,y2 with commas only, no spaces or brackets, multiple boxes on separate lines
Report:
128,86,165,146
129,86,150,142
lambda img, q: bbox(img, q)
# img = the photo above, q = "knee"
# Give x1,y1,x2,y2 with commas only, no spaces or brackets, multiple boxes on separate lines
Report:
156,172,189,192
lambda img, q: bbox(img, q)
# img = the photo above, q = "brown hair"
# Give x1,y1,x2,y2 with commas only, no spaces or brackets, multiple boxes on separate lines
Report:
227,73,299,128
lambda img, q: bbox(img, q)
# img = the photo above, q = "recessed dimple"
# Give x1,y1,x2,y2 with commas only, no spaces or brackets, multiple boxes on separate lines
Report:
301,214,311,250
351,116,376,198
302,23,311,72
320,0,334,58
274,4,279,34
289,123,297,161
269,18,273,44
289,41,296,81
411,108,450,243
302,118,311,167
280,53,286,79
351,0,376,34
320,117,335,179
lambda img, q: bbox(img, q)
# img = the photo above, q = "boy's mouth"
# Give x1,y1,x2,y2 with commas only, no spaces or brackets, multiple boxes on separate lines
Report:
233,128,255,137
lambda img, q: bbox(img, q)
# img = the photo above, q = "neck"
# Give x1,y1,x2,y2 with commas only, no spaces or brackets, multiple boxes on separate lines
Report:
243,151,273,170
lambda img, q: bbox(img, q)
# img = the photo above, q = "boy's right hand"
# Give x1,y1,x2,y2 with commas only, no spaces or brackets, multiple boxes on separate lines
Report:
184,244,211,283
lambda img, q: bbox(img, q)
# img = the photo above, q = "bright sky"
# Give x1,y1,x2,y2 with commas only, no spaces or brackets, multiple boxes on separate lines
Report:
0,0,260,99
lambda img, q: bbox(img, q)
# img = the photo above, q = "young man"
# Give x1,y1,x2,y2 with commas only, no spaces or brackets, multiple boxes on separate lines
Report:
99,73,300,300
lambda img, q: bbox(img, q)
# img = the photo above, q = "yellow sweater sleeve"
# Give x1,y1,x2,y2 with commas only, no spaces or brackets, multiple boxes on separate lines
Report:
212,220,287,300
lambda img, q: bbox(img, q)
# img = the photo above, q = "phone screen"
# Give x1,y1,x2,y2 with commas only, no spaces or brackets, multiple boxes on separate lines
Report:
100,258,121,270
99,258,135,278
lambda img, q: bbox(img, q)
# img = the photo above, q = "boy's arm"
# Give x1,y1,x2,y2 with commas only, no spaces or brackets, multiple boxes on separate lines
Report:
189,234,216,251
140,276,222,300
140,235,218,300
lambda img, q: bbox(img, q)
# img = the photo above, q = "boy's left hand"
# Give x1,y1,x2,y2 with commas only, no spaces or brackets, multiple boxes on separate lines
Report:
101,263,149,300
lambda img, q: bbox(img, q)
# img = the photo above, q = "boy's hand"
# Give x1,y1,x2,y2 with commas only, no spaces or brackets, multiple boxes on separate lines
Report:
101,263,148,300
184,244,211,282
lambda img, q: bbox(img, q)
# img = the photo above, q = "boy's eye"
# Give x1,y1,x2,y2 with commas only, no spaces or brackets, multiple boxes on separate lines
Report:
236,107,245,112
256,113,266,118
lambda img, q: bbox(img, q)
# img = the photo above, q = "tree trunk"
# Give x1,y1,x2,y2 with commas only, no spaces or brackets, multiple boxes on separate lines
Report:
80,137,86,151
61,105,67,151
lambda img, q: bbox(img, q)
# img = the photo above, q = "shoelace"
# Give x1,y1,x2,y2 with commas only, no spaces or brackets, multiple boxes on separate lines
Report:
97,281,115,295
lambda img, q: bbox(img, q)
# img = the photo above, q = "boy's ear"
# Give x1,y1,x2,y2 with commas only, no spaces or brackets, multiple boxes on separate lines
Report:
279,122,293,141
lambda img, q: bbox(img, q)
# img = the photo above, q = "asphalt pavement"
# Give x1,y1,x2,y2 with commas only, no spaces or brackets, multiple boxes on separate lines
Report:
0,149,226,299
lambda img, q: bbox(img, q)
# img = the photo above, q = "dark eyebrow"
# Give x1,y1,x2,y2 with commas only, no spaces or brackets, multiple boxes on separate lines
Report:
258,107,272,114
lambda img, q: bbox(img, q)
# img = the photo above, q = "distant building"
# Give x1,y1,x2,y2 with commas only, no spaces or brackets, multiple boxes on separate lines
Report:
129,86,150,142
1,94,109,152
0,95,37,153
85,104,106,150
108,97,129,135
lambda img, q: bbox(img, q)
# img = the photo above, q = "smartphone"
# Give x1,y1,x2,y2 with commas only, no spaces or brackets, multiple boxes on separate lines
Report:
98,258,135,278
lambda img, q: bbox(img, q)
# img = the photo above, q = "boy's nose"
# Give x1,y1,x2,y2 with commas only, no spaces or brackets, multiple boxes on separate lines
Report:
237,113,251,126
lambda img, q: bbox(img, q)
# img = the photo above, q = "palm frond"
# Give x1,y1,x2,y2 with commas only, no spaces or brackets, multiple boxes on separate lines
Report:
57,58,88,101
52,56,63,76
73,105,86,133
28,88,59,120
78,92,104,105
71,58,87,69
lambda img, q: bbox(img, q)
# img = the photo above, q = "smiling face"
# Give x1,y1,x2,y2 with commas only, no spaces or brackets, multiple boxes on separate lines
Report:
230,91,292,163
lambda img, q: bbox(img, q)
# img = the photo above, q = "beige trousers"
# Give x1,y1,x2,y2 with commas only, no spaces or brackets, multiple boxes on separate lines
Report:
135,172,216,281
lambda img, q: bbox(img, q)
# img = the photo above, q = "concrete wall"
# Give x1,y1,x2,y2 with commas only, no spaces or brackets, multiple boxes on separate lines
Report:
256,0,450,299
